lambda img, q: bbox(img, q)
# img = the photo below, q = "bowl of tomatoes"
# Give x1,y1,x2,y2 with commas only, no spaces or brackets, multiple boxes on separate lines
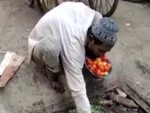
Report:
83,56,112,80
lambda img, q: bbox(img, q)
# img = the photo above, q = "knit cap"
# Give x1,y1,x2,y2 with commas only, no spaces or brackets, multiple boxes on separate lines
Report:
91,17,119,46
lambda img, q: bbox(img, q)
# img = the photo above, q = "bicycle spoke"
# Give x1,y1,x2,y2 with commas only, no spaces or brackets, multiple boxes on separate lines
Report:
44,0,47,7
106,0,109,14
92,0,96,3
95,0,98,9
99,0,102,10
99,0,102,12
101,0,103,15
89,0,119,17
107,0,112,9
47,0,49,7
93,0,97,8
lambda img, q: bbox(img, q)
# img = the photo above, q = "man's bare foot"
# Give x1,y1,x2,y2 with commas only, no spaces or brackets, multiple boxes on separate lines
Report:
44,68,65,93
50,73,65,93
50,80,65,93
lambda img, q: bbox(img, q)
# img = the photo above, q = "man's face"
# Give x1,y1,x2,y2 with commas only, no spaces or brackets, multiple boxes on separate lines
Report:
85,37,113,59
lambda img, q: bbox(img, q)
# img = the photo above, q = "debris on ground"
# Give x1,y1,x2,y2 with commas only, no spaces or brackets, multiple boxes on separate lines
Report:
123,0,149,3
66,105,105,113
116,88,127,97
98,100,113,106
125,22,131,27
109,94,138,108
57,88,147,113
0,51,25,87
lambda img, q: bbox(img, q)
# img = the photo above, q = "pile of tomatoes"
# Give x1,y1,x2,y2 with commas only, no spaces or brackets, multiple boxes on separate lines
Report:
86,56,112,77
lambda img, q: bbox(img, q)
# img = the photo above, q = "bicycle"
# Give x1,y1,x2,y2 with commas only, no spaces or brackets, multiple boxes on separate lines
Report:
25,0,119,17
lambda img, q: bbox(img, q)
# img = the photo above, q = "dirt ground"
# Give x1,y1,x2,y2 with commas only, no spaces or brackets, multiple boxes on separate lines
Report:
0,0,150,113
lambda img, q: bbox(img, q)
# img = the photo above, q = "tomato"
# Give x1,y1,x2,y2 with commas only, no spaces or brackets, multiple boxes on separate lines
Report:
87,59,94,66
102,62,107,66
96,58,102,62
96,69,101,76
99,72,104,76
87,57,111,78
104,66,109,72
89,64,93,70
87,65,91,69
97,61,103,67
101,56,107,61
87,59,91,64
99,66,105,72
102,72,106,76
107,63,112,69
92,64,97,69
103,72,108,76
94,68,98,73
93,61,95,64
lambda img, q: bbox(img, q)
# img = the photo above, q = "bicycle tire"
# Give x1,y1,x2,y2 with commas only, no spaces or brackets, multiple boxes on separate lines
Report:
37,0,57,13
88,0,119,17
36,0,44,12
25,0,35,8
123,0,148,3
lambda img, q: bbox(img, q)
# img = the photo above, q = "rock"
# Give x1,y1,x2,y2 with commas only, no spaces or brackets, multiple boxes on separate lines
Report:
109,94,138,108
13,8,20,12
135,59,150,75
136,81,140,85
98,100,113,106
116,88,127,98
125,22,131,27
112,107,138,113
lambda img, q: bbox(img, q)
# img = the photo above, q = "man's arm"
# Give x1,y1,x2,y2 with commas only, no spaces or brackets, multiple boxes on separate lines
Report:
92,11,103,25
61,40,91,113
63,60,91,113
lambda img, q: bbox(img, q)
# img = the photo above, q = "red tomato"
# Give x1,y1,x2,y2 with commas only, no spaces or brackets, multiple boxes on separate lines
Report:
107,63,112,69
92,64,97,70
104,66,109,72
102,62,107,66
99,72,104,76
87,59,94,65
87,59,91,64
103,72,108,76
96,69,101,76
89,64,94,70
96,58,102,62
93,68,98,74
87,65,91,69
101,56,107,61
97,61,103,67
99,66,105,72
93,61,98,65
101,72,106,76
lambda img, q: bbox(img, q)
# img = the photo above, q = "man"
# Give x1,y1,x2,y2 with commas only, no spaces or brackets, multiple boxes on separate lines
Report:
28,1,118,113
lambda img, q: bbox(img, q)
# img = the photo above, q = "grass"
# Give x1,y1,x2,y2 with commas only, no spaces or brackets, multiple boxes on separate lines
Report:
66,105,105,113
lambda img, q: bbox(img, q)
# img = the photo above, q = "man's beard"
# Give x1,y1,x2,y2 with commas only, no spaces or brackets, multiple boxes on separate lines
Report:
85,46,98,60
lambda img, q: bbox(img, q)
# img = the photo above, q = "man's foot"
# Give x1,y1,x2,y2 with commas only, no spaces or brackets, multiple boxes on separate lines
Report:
50,80,65,93
45,68,65,93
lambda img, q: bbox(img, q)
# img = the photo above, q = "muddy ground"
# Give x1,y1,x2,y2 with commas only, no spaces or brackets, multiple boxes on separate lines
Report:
0,0,150,113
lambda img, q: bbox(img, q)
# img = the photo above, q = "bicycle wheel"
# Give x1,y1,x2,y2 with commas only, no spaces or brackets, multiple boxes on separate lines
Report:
89,0,119,17
25,0,35,8
37,0,57,13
